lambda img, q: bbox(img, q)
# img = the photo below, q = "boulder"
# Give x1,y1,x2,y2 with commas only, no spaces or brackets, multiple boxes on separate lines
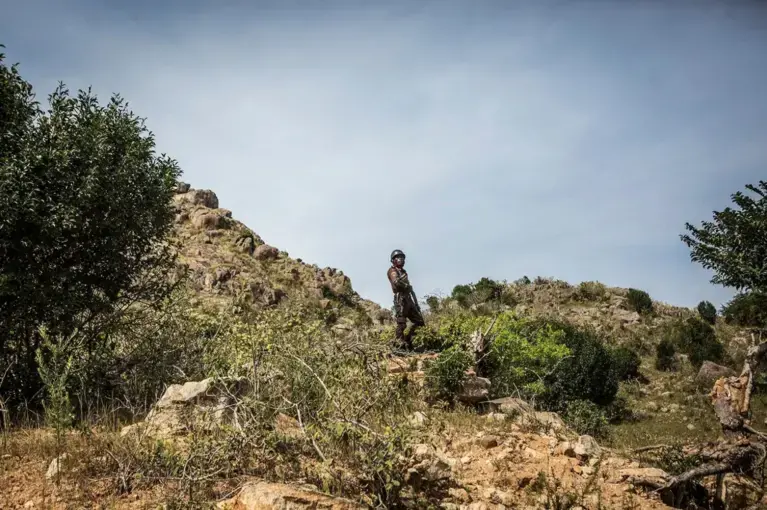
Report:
696,361,737,387
254,244,280,261
217,481,364,509
574,435,601,460
456,375,491,405
122,377,251,439
175,181,191,194
192,210,228,230
185,189,219,209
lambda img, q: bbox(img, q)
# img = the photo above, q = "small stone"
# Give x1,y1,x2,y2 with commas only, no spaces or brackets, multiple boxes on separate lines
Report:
448,488,471,503
461,456,472,465
687,424,696,431
554,441,576,457
646,401,659,412
480,435,499,449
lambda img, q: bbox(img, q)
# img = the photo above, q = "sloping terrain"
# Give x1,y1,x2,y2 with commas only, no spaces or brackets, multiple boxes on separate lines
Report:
170,182,390,327
2,183,764,510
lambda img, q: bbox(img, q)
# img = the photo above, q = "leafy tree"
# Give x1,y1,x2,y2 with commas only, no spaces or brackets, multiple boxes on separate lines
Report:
721,291,767,329
681,181,767,294
0,47,182,405
696,300,717,324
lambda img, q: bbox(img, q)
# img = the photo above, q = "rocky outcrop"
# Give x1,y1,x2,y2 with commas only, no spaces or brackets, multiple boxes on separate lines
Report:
218,481,365,510
121,377,250,439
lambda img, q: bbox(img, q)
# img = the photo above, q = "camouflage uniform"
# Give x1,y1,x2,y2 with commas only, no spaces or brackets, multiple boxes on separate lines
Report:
387,263,424,349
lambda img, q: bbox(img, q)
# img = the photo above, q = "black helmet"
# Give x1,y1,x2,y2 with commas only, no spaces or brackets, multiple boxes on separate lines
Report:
390,249,405,261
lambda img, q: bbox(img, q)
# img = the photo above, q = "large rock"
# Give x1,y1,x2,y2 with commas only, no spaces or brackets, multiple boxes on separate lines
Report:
192,209,229,230
122,377,250,439
217,481,364,509
254,244,280,261
696,361,737,387
186,189,219,209
456,375,491,405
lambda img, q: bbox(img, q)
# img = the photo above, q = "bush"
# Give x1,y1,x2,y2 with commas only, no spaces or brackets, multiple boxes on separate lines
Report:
627,288,653,315
450,277,507,308
563,400,609,439
656,339,676,371
424,345,474,403
488,317,620,412
669,317,724,368
425,295,440,312
696,300,717,324
483,316,570,400
575,281,607,302
611,346,641,381
721,292,767,329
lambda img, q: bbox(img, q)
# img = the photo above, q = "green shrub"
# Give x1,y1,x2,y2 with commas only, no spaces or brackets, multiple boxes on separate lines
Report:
425,295,440,312
627,288,653,315
669,317,724,368
721,292,767,329
450,278,507,308
483,316,570,400
494,318,619,412
696,300,717,324
655,339,676,371
563,400,609,438
424,345,474,402
450,284,474,308
611,346,641,381
575,281,608,302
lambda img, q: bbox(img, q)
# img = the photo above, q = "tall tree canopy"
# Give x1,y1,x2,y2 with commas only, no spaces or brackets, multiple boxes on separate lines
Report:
0,45,182,404
681,181,767,294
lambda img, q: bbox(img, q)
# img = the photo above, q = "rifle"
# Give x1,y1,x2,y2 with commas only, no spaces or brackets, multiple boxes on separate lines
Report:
410,288,422,315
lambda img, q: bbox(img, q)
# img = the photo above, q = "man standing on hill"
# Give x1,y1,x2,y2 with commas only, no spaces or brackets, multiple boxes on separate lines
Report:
387,249,424,350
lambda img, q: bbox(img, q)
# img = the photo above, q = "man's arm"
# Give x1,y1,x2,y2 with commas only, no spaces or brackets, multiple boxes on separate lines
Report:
387,267,411,292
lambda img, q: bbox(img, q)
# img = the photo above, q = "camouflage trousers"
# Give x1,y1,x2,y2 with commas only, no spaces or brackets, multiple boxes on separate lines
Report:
393,293,425,349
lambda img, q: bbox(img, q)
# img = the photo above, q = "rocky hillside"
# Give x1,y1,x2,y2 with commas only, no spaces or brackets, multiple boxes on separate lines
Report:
3,183,764,510
170,182,390,327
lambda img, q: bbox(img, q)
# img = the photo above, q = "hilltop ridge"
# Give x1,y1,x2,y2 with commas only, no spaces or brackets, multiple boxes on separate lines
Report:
169,181,390,327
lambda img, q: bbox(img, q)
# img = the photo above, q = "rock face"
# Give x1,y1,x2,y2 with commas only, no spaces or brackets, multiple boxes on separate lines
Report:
122,377,250,439
217,481,365,510
696,361,737,386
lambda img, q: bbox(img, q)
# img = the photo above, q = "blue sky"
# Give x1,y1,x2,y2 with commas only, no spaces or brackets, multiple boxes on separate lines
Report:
2,0,766,309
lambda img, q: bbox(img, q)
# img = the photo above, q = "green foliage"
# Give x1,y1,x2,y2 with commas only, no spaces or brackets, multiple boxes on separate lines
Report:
575,281,608,302
655,339,676,371
424,345,474,402
611,346,641,381
696,300,717,324
483,315,571,400
450,277,510,308
721,291,767,329
563,400,609,439
0,49,181,406
627,289,653,315
668,317,724,368
425,295,440,312
532,319,620,411
681,180,767,294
